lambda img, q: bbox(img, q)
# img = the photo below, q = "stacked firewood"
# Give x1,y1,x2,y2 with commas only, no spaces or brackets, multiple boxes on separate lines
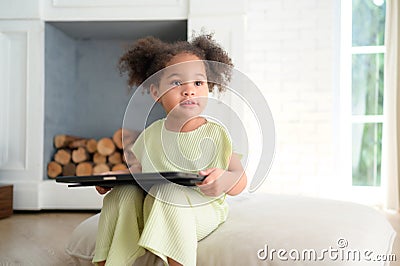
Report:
47,128,136,178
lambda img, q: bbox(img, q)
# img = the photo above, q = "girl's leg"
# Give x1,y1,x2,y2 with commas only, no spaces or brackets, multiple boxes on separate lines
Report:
138,183,228,266
92,185,146,265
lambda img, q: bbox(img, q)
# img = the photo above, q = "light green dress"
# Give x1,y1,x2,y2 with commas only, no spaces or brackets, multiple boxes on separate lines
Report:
93,119,232,266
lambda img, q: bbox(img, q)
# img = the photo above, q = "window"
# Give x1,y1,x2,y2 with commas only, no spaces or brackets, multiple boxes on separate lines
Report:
339,0,386,201
351,0,386,187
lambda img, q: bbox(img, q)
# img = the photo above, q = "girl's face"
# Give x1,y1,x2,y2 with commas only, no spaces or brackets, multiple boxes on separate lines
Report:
151,53,209,119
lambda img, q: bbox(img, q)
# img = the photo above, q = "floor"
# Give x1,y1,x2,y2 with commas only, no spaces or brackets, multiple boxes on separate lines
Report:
0,209,399,266
0,211,96,265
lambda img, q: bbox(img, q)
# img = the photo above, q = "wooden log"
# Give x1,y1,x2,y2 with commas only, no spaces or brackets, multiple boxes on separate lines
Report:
47,161,62,178
93,163,110,174
72,147,89,163
62,162,76,176
76,162,93,176
112,163,128,171
108,152,122,165
93,152,107,164
97,138,116,156
54,149,71,166
86,138,98,154
54,134,83,149
113,128,123,150
69,139,88,149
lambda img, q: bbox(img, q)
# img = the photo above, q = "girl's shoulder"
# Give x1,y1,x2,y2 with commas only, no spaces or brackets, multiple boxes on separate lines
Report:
141,118,165,133
134,119,164,142
204,119,230,134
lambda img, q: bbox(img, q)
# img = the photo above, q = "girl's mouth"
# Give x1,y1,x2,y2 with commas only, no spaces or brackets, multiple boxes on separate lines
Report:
180,99,197,106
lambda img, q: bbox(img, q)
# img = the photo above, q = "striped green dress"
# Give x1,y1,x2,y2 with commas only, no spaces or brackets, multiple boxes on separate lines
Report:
93,119,232,266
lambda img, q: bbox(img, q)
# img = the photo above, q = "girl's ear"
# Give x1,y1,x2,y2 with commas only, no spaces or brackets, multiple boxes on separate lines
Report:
150,84,160,102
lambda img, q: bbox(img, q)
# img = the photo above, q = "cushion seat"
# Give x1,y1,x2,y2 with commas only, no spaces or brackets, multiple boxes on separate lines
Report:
66,193,396,266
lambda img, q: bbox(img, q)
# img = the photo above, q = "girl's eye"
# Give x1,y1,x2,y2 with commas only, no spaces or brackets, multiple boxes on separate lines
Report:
172,81,182,86
194,81,204,86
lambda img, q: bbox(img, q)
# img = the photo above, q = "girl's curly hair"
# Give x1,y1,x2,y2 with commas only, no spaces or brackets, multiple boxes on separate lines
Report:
118,33,233,92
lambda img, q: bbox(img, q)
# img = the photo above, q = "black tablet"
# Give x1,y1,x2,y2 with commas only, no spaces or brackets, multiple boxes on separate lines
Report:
56,172,206,188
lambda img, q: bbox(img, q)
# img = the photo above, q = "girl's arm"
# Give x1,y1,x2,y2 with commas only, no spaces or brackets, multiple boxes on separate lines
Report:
197,153,247,197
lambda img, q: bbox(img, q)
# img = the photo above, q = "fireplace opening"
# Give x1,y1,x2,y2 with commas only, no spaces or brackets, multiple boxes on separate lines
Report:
44,20,187,179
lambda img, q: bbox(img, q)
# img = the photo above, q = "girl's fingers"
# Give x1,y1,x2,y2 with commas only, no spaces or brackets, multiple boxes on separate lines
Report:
197,185,222,197
201,176,216,185
199,168,218,185
95,186,111,195
199,168,216,176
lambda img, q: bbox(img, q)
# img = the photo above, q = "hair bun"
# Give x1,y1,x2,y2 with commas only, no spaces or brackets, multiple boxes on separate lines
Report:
119,36,163,88
191,34,233,91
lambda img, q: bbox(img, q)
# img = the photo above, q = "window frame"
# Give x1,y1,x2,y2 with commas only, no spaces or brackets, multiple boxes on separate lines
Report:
337,0,386,205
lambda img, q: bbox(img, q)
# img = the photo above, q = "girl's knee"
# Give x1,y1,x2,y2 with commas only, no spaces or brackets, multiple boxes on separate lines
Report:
148,183,183,198
106,185,144,202
149,182,179,193
148,183,191,206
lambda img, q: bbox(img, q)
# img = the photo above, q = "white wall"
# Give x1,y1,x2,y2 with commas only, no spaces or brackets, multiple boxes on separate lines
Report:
244,0,337,197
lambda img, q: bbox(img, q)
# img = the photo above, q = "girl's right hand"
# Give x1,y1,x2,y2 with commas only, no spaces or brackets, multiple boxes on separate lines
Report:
95,186,111,195
94,170,128,195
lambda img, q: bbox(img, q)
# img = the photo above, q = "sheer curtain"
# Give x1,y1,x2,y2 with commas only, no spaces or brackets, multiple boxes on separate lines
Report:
382,0,400,211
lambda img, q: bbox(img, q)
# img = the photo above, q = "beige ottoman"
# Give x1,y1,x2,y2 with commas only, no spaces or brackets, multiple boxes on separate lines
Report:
66,193,396,266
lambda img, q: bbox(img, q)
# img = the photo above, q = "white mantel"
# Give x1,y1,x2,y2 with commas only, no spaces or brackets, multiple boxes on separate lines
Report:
0,0,246,209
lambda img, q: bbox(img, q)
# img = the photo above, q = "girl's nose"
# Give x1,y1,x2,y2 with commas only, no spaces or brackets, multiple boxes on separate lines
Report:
183,91,195,96
182,84,196,96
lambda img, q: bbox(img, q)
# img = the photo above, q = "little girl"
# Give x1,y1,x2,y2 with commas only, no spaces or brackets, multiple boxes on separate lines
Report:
93,34,248,266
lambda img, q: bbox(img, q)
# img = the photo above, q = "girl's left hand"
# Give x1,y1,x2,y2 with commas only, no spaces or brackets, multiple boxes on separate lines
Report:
196,168,227,197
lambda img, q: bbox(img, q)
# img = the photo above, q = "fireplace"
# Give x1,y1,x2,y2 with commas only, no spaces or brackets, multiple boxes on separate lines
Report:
0,0,246,210
44,20,187,180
